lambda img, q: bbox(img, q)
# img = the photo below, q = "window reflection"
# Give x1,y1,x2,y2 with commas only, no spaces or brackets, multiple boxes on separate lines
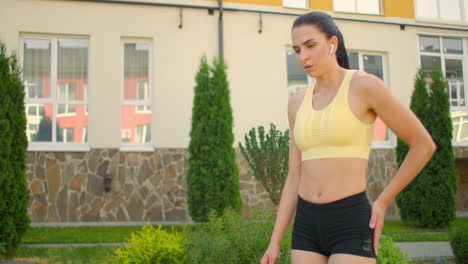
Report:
121,105,152,143
452,111,468,142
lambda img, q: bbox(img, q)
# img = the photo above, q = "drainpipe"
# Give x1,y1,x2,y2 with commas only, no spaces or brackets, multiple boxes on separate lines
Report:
217,0,224,59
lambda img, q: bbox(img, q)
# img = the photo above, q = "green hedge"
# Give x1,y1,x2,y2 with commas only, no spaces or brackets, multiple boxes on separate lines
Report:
183,209,291,264
110,210,410,264
450,225,468,264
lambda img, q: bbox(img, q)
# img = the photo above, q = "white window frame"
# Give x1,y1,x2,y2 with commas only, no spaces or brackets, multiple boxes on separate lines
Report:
348,50,394,149
415,0,468,25
282,0,308,9
120,39,153,152
57,82,78,117
20,35,90,152
334,0,383,15
417,32,468,147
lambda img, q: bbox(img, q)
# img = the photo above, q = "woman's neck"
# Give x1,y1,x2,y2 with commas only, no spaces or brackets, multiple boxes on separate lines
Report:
314,66,347,94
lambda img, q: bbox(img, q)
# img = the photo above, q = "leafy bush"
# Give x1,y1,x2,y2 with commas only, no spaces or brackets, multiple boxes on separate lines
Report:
377,235,409,264
183,209,291,264
449,225,468,264
111,224,186,264
0,42,30,257
239,124,289,205
188,56,241,222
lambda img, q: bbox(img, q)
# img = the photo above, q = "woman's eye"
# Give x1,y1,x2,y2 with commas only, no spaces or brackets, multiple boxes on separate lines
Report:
307,44,315,48
294,49,300,54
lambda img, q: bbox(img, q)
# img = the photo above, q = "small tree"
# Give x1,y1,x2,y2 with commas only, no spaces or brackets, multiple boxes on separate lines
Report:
187,56,241,222
0,42,30,257
396,68,457,228
420,68,457,227
239,124,289,205
396,69,430,221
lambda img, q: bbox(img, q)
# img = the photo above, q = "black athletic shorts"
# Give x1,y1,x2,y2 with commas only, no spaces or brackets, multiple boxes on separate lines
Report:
291,191,377,259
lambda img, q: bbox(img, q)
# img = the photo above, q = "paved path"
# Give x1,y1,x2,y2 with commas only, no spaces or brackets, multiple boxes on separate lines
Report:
30,221,194,227
395,241,454,259
22,243,127,248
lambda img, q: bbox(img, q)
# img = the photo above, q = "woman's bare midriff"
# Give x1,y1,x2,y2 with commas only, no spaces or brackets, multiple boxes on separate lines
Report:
297,157,369,204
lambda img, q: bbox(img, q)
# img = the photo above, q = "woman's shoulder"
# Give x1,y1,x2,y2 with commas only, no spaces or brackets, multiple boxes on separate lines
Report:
349,69,387,96
350,70,385,89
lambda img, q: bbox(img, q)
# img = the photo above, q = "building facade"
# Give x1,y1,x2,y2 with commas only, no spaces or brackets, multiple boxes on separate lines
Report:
1,0,467,222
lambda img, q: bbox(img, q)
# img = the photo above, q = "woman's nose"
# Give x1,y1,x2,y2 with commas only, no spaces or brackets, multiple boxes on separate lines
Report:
298,50,309,64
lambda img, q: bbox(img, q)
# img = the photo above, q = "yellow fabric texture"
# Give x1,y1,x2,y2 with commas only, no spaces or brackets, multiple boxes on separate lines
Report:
294,70,375,161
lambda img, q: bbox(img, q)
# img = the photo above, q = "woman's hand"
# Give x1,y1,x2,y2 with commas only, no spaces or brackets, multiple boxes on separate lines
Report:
369,199,388,256
260,243,281,264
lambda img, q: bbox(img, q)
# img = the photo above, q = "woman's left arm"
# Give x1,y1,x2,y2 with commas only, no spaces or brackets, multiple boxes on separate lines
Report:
357,73,437,255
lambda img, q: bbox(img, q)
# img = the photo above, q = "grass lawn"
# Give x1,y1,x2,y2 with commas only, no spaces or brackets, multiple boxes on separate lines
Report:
22,224,191,244
383,217,468,242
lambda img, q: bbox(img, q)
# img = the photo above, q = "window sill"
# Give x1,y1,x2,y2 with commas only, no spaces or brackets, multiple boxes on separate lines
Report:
415,17,468,27
120,144,154,152
27,143,91,152
282,5,309,10
371,141,394,149
453,142,468,147
334,11,385,17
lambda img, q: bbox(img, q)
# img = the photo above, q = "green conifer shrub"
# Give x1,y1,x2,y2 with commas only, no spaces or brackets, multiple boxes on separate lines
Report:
0,42,30,257
396,69,430,221
396,68,457,228
420,68,457,227
187,56,241,222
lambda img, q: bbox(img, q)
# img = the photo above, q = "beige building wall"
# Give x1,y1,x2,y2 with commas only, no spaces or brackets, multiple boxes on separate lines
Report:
2,0,468,149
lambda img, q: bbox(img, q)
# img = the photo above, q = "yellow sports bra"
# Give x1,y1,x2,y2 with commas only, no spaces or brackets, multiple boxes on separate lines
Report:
293,70,375,161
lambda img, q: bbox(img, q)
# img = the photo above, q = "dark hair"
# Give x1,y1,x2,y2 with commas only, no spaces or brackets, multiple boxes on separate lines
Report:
292,11,349,69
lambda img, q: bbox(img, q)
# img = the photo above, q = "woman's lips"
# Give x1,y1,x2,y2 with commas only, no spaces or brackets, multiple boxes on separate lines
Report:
304,65,313,70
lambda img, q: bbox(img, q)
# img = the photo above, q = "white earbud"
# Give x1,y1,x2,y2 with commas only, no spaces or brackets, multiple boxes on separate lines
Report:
329,44,335,55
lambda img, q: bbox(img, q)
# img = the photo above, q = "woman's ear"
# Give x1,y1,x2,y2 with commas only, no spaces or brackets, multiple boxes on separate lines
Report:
329,35,339,54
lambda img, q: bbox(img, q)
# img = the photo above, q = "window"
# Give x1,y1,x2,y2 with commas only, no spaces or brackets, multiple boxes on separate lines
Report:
283,0,308,9
419,35,468,144
286,48,309,96
121,42,152,149
22,37,89,149
415,0,468,24
334,0,382,15
348,51,391,145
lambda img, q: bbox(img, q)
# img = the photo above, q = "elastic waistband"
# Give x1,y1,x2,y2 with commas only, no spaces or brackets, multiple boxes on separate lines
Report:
297,191,369,210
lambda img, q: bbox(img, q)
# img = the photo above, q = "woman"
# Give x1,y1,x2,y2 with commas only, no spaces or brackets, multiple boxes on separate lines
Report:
260,11,436,264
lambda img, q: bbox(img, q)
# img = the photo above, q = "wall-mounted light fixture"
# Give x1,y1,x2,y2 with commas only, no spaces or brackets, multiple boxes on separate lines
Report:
103,173,112,193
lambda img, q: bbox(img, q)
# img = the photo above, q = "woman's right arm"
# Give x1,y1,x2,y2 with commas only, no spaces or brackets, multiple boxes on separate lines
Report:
260,93,303,264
